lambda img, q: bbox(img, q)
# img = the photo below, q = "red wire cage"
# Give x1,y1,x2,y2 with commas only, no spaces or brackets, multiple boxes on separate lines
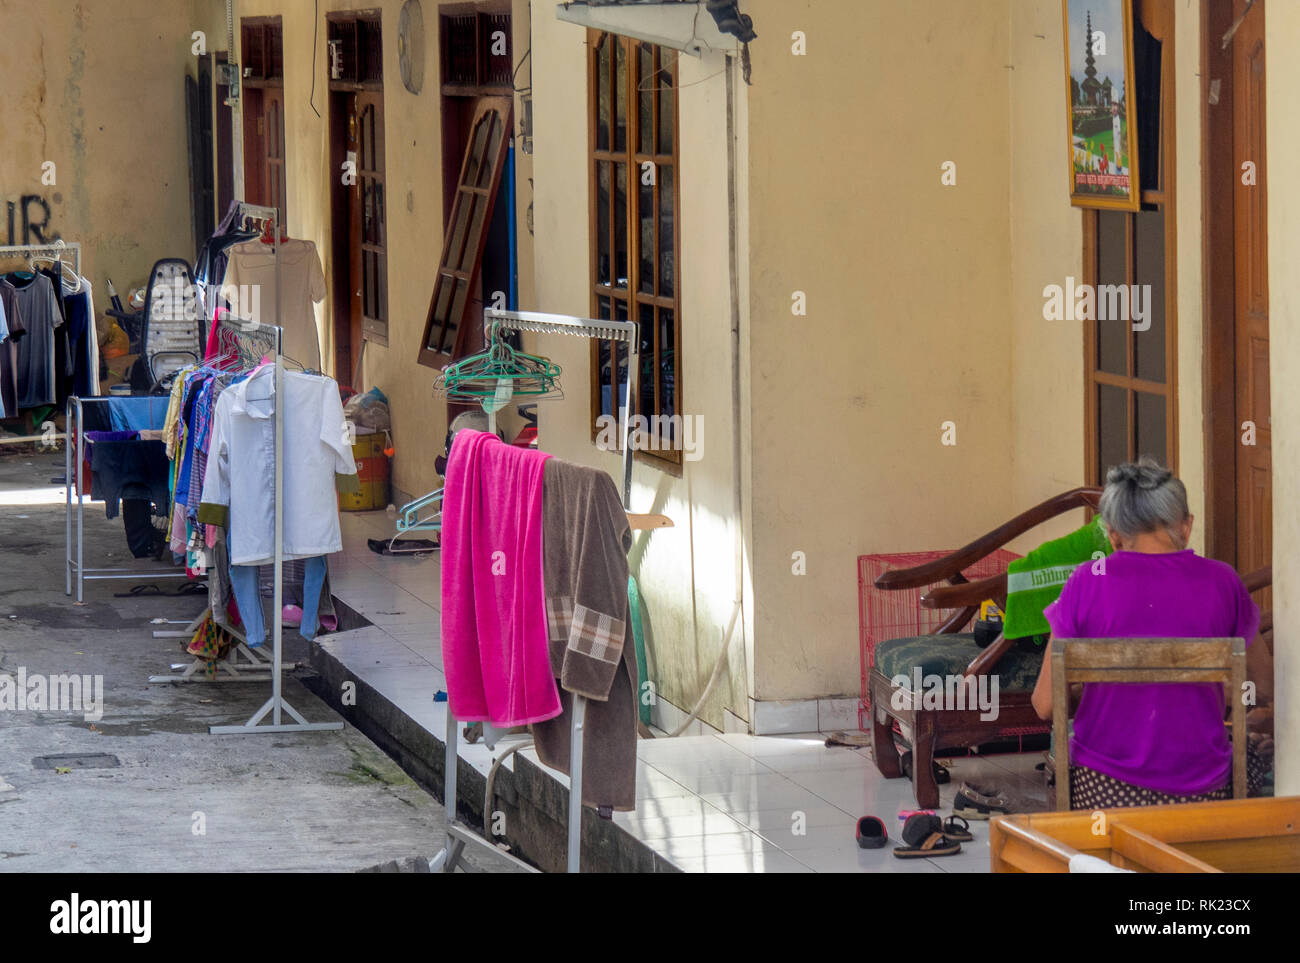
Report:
857,548,1020,729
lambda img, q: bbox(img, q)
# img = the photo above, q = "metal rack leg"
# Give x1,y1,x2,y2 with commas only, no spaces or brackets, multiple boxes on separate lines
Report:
568,696,587,873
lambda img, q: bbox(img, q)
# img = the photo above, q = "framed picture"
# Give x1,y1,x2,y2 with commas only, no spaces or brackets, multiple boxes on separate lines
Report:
1062,0,1140,211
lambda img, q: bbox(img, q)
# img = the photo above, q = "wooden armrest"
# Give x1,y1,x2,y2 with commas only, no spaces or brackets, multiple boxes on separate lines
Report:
873,487,1101,591
965,633,1012,679
1241,564,1272,594
921,573,1007,609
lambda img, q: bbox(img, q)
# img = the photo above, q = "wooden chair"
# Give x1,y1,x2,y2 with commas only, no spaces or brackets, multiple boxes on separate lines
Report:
1051,637,1248,811
867,487,1102,808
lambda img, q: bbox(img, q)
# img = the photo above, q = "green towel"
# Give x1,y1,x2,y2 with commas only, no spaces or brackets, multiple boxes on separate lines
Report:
1003,516,1113,640
628,575,651,726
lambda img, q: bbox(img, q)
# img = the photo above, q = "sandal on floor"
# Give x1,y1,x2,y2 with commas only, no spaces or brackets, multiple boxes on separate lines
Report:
893,813,961,859
941,815,973,842
899,751,951,785
856,816,888,849
953,787,1010,820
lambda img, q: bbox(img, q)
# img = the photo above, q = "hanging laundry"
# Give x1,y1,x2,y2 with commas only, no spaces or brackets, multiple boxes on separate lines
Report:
5,272,61,409
531,458,639,811
197,366,358,566
0,294,8,418
440,430,561,728
219,238,326,371
64,279,100,398
0,279,26,417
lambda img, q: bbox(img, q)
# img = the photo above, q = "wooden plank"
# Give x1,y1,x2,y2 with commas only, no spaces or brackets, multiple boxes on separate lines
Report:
1028,797,1300,846
1052,645,1069,811
1231,648,1247,798
1067,668,1231,683
1110,821,1222,873
1061,638,1235,668
1181,835,1300,873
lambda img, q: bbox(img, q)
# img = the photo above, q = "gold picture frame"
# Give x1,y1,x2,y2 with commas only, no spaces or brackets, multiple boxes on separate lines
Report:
1063,0,1141,211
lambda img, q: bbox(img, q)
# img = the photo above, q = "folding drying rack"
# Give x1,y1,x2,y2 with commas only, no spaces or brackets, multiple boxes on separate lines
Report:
431,308,640,874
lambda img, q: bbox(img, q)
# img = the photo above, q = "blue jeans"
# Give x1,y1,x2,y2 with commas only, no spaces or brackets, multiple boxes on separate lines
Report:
229,561,265,648
228,554,327,647
299,555,327,640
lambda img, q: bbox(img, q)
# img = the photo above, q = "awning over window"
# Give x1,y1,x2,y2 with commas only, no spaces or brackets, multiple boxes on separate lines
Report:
556,0,756,57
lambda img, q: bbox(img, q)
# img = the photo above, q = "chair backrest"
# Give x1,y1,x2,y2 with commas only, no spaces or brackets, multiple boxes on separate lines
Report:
141,258,202,387
1052,637,1247,811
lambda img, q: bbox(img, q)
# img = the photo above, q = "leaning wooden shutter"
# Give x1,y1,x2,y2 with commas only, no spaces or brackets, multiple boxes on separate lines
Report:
418,97,512,365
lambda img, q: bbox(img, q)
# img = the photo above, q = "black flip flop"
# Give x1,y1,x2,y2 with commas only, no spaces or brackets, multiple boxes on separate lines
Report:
893,813,962,859
941,815,973,842
856,815,887,849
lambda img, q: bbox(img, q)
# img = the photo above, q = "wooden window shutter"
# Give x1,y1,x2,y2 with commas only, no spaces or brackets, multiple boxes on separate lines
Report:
418,97,512,366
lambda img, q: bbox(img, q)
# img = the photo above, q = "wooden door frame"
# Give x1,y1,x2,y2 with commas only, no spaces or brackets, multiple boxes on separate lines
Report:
1201,0,1244,565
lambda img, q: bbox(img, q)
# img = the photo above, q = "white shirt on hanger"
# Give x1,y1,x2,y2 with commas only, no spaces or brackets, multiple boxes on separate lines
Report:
199,365,357,566
219,239,326,372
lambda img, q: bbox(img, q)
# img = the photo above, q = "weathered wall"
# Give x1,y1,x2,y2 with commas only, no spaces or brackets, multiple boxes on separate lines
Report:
0,0,225,332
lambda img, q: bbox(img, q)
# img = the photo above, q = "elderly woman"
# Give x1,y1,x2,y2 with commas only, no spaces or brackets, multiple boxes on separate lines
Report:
1030,458,1265,809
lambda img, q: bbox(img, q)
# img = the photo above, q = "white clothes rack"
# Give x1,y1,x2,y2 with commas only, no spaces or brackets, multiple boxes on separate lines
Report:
431,308,639,875
0,240,81,279
64,395,186,601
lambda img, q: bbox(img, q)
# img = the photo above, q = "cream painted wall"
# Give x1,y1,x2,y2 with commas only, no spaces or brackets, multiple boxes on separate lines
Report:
1266,2,1300,796
744,0,1017,701
1008,0,1087,547
0,0,225,333
531,11,750,727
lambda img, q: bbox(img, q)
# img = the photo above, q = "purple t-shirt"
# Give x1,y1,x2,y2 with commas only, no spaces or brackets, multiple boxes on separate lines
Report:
1044,550,1259,795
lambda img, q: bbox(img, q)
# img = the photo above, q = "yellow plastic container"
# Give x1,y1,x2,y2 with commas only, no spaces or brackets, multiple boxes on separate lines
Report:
339,432,390,512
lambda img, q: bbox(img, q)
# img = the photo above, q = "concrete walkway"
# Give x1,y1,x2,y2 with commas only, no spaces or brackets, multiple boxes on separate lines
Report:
0,450,494,872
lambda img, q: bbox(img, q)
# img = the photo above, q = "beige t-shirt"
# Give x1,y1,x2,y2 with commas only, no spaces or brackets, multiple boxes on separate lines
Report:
220,238,326,370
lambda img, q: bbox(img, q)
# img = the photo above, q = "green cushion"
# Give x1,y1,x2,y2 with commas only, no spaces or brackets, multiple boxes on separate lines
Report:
873,633,1043,693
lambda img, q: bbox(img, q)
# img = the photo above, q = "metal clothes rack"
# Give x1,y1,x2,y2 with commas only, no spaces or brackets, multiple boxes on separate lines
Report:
431,308,639,875
0,240,81,279
201,203,339,731
64,395,185,601
205,310,341,735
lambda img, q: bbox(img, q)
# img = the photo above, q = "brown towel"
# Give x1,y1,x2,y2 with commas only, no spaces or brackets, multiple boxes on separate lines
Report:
531,458,638,810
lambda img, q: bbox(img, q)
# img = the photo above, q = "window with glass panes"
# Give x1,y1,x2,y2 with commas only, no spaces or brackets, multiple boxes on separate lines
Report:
1083,7,1176,483
588,32,680,466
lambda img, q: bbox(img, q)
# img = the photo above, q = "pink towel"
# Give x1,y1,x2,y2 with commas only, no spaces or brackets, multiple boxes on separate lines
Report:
440,429,561,727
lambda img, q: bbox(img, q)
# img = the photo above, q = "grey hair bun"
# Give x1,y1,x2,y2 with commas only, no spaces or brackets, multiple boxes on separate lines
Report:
1107,458,1172,491
1099,456,1189,541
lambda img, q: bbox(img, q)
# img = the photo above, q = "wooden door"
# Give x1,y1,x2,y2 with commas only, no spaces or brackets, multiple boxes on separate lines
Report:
264,88,288,225
1232,0,1270,602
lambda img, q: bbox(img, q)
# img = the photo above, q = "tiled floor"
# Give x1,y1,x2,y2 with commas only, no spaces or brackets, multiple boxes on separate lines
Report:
324,511,1049,873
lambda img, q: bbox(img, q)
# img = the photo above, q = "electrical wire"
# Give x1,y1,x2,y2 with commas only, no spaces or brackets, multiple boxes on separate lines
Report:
308,0,322,118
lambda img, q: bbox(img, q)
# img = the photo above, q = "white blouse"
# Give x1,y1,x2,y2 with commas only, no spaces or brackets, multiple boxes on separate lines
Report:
200,366,357,566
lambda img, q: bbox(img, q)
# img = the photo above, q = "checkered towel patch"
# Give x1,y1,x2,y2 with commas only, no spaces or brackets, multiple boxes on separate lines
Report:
546,596,575,642
569,603,624,664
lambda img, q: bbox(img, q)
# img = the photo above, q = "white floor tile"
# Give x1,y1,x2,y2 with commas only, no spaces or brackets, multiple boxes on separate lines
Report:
669,851,812,874
650,832,779,859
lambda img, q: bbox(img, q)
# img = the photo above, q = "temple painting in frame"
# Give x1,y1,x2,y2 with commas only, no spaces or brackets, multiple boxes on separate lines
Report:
1063,0,1140,211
